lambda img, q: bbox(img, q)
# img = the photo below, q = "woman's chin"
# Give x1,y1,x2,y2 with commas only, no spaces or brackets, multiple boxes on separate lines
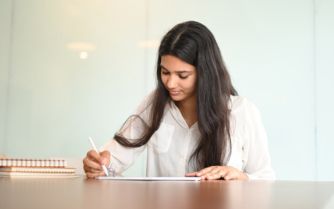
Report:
170,95,183,102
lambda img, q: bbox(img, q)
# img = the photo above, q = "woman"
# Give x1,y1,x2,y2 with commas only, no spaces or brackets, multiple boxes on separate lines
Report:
83,21,275,180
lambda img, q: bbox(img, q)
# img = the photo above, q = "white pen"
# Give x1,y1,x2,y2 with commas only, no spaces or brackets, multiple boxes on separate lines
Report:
88,137,109,176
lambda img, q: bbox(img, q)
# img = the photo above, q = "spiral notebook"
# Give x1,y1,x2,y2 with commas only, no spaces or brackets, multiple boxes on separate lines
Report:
0,158,67,168
0,158,77,178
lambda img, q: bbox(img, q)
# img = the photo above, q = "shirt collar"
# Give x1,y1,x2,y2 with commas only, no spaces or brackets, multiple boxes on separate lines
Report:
168,100,198,130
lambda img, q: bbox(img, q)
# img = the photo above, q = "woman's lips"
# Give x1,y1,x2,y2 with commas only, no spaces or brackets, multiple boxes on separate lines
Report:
169,91,181,96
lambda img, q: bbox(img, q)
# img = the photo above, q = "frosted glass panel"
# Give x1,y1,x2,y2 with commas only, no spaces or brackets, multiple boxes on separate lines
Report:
4,0,148,160
0,0,12,154
147,0,315,180
316,0,334,181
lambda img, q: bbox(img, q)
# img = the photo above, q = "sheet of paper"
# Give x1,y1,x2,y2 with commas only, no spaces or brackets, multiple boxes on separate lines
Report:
96,176,201,181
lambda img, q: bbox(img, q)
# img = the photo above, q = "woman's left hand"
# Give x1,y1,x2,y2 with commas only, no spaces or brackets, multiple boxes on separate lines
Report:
185,166,249,180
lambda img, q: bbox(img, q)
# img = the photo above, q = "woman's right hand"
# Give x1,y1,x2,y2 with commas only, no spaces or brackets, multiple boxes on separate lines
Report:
83,150,110,178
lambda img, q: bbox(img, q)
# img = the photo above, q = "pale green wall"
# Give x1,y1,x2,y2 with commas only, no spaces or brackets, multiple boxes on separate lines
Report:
0,0,333,180
145,0,317,181
316,0,334,181
0,0,12,154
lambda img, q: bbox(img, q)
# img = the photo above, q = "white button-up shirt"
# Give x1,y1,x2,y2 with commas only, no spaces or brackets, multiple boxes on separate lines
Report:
103,95,275,180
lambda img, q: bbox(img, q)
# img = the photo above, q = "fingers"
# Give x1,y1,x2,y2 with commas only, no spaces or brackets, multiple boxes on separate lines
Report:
85,169,106,179
207,168,227,180
197,166,224,180
85,150,103,168
201,166,227,180
187,166,247,181
197,166,215,176
185,168,213,176
100,151,111,166
186,166,215,177
223,172,238,181
185,172,197,177
224,169,249,181
83,150,111,178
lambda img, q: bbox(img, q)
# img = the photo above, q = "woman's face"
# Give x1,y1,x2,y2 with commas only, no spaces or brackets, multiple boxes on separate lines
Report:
160,55,197,104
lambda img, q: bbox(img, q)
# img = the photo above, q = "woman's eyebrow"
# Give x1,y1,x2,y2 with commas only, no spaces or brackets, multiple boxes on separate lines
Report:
160,64,169,71
160,64,192,73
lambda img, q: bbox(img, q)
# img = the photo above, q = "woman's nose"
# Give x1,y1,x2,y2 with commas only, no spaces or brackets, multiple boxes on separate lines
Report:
166,75,177,89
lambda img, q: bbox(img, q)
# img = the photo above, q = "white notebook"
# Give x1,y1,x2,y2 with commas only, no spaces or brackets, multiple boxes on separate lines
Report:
96,176,201,181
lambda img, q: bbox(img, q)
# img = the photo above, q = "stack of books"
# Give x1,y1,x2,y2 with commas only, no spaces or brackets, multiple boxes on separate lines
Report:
0,158,76,178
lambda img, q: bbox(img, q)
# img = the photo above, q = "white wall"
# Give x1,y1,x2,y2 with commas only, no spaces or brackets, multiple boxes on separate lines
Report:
0,0,333,180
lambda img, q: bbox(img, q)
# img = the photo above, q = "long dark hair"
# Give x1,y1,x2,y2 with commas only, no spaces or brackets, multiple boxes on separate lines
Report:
114,21,237,170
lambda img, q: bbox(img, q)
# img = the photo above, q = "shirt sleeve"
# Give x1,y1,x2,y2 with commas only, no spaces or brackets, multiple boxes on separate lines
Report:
243,99,275,180
101,93,154,175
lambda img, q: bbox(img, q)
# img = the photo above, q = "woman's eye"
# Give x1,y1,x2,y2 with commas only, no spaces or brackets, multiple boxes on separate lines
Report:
179,74,188,79
162,71,169,75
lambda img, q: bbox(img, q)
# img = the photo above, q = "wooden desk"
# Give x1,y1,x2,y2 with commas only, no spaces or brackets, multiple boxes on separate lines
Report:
1,177,334,209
